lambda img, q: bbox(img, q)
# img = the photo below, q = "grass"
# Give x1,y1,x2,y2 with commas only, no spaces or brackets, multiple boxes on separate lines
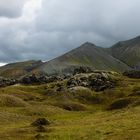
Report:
0,94,29,107
0,75,139,139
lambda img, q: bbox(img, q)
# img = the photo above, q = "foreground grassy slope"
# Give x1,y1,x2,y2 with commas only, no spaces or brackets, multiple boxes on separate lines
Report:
0,75,139,140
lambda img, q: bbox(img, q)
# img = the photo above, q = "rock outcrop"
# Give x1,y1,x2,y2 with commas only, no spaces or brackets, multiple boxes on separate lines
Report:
0,77,17,87
67,71,118,91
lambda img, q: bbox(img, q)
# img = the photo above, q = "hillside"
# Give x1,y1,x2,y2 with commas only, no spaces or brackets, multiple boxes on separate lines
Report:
1,35,140,78
0,60,43,78
107,36,140,69
0,71,139,139
35,42,130,75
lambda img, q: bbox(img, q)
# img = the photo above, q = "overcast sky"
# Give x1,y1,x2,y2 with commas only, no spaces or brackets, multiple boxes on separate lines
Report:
0,0,140,65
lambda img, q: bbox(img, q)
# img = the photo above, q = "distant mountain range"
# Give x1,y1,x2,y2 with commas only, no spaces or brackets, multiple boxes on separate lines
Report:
0,36,140,78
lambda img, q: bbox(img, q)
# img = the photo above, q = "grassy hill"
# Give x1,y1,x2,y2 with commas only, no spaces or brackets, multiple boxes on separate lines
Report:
0,72,139,139
0,60,43,78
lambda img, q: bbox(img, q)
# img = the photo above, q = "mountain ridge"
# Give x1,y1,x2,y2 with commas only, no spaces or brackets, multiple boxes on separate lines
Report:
34,42,130,75
1,36,140,78
107,36,140,69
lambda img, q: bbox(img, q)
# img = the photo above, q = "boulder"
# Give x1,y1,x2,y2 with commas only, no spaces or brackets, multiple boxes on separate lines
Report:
73,66,94,75
67,78,78,87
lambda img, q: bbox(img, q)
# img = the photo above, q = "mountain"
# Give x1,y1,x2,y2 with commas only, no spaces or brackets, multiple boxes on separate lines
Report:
34,42,130,75
1,35,140,78
0,60,43,78
107,36,140,69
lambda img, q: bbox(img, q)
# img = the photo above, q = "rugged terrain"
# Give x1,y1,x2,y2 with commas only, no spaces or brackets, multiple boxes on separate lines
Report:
0,36,140,140
0,70,139,140
2,36,140,78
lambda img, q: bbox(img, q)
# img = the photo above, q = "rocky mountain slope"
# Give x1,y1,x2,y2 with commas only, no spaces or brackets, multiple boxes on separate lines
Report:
34,42,130,75
107,36,140,69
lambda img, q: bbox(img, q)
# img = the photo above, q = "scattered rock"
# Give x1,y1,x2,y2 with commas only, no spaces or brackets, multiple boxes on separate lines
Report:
20,74,63,84
89,73,115,91
67,78,78,87
73,66,94,75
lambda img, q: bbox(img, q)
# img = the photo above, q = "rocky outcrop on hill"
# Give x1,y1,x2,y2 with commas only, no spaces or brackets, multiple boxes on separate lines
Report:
0,67,120,92
73,66,94,75
67,71,119,91
20,74,63,84
0,77,17,87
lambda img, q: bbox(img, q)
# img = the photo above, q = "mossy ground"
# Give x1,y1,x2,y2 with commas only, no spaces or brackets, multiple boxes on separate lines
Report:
0,75,139,140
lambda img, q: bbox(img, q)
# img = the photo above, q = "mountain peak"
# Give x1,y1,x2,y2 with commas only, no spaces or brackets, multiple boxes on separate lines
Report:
81,42,96,47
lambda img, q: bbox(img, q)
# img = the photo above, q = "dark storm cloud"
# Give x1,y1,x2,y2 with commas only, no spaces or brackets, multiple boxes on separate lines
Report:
0,0,140,63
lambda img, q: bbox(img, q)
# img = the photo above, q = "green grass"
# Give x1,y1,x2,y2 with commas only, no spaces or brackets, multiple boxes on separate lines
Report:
0,75,139,139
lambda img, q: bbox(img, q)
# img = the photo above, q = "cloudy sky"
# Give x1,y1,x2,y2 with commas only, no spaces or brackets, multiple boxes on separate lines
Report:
0,0,140,65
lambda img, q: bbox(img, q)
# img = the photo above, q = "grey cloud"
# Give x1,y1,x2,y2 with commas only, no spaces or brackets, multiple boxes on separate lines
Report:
0,0,26,18
0,0,140,63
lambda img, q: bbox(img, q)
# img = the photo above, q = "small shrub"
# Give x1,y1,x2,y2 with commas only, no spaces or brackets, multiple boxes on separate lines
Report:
57,102,86,111
32,118,50,126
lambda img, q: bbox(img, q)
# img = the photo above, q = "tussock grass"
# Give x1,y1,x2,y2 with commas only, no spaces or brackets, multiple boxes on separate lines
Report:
0,76,139,139
54,102,87,111
72,89,106,104
0,94,29,107
107,98,132,110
